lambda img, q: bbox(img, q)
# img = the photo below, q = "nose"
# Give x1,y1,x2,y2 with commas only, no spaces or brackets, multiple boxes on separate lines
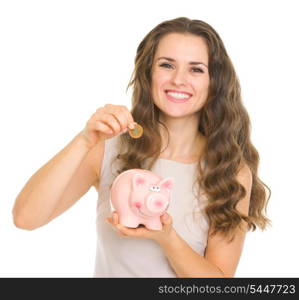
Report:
154,200,163,208
171,68,188,86
146,195,168,213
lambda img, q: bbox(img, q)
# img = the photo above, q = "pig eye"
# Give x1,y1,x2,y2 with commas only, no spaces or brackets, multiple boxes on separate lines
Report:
149,186,161,192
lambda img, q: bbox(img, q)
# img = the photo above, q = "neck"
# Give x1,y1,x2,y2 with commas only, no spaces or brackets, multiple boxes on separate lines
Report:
158,114,205,161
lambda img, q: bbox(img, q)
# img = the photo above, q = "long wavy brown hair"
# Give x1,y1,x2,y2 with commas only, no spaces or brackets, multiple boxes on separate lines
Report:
111,17,271,240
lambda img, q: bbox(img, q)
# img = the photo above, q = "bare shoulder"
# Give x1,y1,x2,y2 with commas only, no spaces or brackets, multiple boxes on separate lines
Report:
237,162,252,181
235,162,253,214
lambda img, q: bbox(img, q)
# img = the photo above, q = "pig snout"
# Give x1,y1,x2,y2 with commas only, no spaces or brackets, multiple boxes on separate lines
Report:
145,194,169,214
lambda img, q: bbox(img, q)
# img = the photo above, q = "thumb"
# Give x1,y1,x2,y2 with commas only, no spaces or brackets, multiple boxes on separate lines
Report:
161,212,172,225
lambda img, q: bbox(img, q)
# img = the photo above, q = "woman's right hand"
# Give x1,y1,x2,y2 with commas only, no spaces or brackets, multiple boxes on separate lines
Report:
80,104,136,149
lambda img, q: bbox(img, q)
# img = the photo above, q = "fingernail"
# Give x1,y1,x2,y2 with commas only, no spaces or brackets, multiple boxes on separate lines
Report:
129,123,135,129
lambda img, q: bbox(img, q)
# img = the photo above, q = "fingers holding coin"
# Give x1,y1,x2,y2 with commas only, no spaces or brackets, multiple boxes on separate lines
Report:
128,123,143,139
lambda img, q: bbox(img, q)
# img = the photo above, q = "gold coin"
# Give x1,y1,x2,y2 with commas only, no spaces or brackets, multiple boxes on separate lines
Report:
129,123,143,139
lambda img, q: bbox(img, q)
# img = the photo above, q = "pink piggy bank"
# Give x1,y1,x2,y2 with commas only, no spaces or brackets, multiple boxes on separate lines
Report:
110,169,174,230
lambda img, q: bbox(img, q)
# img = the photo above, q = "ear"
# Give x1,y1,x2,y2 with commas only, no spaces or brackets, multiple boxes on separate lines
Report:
132,173,147,189
159,177,174,190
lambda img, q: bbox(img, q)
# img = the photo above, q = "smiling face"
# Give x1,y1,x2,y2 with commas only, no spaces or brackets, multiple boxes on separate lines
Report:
151,33,210,119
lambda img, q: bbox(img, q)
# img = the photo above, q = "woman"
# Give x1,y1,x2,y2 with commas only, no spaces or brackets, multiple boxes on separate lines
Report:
13,17,271,277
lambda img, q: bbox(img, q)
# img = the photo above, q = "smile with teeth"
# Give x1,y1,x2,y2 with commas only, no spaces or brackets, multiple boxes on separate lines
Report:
166,91,191,99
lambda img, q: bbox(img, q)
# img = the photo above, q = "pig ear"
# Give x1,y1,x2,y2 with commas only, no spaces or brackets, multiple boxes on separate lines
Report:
132,173,147,189
159,177,174,190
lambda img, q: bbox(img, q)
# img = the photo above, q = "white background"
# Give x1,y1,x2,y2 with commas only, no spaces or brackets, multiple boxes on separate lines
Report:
0,0,298,277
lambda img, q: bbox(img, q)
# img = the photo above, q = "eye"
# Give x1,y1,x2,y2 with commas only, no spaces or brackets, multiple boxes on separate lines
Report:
149,186,161,192
159,63,173,69
192,68,204,73
159,63,204,73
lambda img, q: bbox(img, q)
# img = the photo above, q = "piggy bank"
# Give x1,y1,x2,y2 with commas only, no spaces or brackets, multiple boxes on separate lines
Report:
110,169,174,230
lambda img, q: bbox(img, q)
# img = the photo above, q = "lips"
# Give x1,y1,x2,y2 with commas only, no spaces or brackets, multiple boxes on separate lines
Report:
165,89,193,96
165,90,192,103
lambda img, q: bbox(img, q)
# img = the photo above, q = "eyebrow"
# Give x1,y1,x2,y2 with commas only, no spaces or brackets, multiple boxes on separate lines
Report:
157,56,208,68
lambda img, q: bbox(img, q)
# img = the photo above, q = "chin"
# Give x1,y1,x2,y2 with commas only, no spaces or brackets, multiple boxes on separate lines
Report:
161,109,191,119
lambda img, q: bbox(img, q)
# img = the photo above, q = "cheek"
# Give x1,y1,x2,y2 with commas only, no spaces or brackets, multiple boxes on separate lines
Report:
204,75,210,88
195,77,210,95
152,70,169,88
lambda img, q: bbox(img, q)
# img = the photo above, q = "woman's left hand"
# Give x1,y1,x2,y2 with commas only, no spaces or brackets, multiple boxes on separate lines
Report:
105,211,175,244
